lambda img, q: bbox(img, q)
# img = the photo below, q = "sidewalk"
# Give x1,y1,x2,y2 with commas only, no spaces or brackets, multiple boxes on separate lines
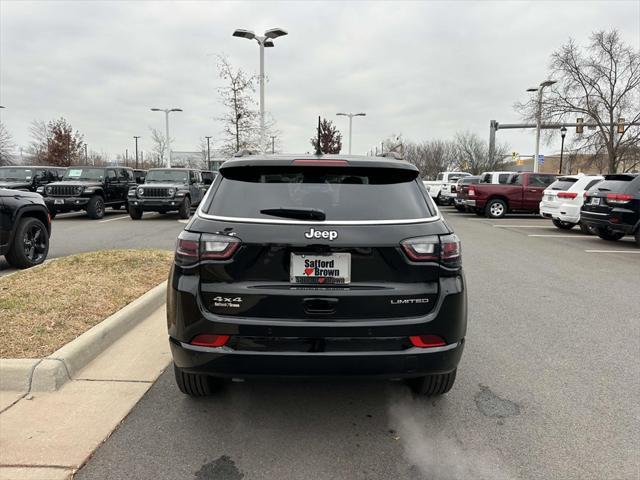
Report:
0,306,171,480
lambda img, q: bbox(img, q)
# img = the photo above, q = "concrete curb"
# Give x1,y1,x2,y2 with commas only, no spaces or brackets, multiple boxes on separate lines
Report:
0,281,167,393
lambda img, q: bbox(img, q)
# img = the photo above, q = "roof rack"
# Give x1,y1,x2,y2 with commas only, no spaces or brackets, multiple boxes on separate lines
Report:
233,149,256,157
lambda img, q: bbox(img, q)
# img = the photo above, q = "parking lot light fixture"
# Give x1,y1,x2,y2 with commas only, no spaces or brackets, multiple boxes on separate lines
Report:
233,27,287,152
529,80,557,173
559,127,567,174
336,112,366,155
150,108,182,167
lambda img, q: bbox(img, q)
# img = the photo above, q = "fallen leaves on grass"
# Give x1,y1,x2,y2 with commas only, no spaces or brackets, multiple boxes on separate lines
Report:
0,249,172,358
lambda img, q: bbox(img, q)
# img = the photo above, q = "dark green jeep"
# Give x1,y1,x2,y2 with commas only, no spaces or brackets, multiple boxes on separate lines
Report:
127,168,209,220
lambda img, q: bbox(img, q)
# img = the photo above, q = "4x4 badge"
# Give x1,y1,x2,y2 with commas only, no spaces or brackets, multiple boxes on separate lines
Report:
304,228,338,241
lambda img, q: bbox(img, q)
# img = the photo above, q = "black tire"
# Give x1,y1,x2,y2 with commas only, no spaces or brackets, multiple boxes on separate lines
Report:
129,206,143,220
435,194,442,206
406,369,457,396
5,217,49,269
579,222,595,235
174,364,224,397
596,227,625,242
178,197,191,219
86,195,105,219
485,199,507,219
635,229,640,248
454,204,465,212
552,218,575,230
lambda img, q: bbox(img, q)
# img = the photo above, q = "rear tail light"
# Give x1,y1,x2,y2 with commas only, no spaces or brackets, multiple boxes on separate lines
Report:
175,231,241,266
557,192,578,199
190,334,230,347
401,234,461,267
606,193,633,205
409,335,446,348
468,188,476,197
451,185,457,193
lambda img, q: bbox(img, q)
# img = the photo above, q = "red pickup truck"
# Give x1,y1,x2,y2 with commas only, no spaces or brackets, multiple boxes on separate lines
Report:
464,172,557,218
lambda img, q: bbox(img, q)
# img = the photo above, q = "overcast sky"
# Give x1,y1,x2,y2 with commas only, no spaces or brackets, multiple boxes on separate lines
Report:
1,0,638,161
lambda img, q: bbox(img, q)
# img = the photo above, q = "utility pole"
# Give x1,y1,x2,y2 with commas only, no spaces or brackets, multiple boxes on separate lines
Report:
125,149,128,167
271,136,275,154
205,136,212,170
84,144,88,163
134,136,140,169
150,108,182,167
527,80,556,173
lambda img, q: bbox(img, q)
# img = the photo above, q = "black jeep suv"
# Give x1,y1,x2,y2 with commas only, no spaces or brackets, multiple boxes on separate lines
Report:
0,188,51,269
0,166,65,192
168,155,467,397
582,173,640,247
41,166,136,219
128,168,208,219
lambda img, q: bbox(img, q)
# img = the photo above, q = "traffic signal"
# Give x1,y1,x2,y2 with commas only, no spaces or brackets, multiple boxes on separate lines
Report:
576,118,584,134
617,118,625,134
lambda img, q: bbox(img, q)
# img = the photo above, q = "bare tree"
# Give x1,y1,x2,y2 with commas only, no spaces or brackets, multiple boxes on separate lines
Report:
454,131,509,174
515,30,640,173
149,127,168,167
217,56,259,155
0,123,16,166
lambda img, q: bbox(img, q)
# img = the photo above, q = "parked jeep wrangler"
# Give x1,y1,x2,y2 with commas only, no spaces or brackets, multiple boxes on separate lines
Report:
0,166,65,192
0,188,51,269
128,168,207,220
40,166,136,219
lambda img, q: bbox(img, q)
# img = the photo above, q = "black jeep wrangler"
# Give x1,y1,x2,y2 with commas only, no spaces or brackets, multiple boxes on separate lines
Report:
128,168,208,220
41,166,136,219
1,188,51,269
0,166,65,192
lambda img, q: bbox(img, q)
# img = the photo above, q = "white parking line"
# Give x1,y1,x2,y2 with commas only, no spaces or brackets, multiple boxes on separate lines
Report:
98,215,130,223
584,249,640,254
493,225,551,228
527,234,591,238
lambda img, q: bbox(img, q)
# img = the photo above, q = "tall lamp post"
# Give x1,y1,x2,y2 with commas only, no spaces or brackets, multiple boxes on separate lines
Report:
527,80,556,173
204,136,212,170
336,112,366,155
150,107,182,167
233,27,287,152
558,127,567,174
133,136,140,169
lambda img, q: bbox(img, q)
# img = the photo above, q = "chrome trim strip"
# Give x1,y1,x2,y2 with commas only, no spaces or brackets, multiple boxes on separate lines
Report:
180,341,459,356
195,212,441,225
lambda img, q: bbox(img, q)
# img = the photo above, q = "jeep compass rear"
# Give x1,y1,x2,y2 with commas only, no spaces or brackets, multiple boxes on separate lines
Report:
167,154,467,396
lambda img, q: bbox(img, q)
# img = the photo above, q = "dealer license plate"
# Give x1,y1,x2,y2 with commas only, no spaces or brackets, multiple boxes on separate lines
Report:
290,253,351,285
591,197,601,205
54,199,64,205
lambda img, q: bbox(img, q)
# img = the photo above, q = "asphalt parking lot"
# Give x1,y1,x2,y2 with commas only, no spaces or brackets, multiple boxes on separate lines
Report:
69,206,639,480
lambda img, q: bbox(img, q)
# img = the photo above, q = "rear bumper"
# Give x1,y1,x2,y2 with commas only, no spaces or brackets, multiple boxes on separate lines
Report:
464,199,476,207
168,269,468,379
539,202,580,224
581,210,637,234
171,338,464,378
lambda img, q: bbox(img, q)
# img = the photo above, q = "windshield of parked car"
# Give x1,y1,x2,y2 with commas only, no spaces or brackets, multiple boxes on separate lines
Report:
145,170,189,184
0,167,37,181
62,168,105,181
208,166,434,221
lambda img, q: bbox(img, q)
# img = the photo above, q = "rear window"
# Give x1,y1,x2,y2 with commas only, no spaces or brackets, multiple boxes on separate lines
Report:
207,166,434,221
549,178,578,191
498,174,511,184
595,175,637,193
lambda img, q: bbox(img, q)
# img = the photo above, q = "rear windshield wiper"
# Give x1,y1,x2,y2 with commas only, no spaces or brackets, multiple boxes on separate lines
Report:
260,207,326,221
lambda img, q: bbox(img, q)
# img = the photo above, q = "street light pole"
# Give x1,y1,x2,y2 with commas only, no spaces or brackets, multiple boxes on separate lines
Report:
271,136,275,153
134,136,140,169
336,112,366,155
527,80,556,173
205,136,212,170
233,27,287,152
150,107,182,168
559,127,567,174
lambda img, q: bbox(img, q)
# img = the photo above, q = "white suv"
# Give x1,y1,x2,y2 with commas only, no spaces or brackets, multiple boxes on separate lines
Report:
540,174,604,233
